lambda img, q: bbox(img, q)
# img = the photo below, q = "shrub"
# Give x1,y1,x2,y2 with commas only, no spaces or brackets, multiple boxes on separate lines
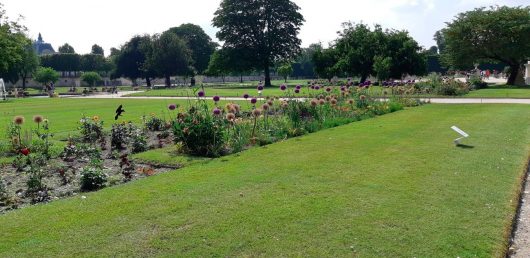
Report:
80,167,107,191
79,116,105,144
469,75,488,90
130,128,148,154
173,107,225,157
111,123,130,150
434,79,470,96
145,114,166,131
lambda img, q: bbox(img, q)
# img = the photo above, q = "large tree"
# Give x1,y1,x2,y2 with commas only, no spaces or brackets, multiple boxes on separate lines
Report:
442,6,530,85
213,0,304,87
206,48,254,83
14,43,39,89
312,45,340,81
40,53,81,71
113,35,156,86
167,24,217,74
0,3,30,80
149,31,192,87
91,44,104,56
58,43,76,54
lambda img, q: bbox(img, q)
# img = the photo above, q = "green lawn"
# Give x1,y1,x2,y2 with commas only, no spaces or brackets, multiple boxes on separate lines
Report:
0,104,528,257
0,98,240,139
466,85,530,98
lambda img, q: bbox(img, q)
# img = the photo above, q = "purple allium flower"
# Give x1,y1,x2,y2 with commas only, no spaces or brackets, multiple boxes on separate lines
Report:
315,86,321,90
326,87,332,92
311,85,315,90
257,85,264,91
295,85,301,90
243,93,249,99
198,91,205,97
340,86,346,91
213,95,220,102
168,104,177,111
280,84,287,91
213,108,221,116
294,89,300,94
251,98,257,104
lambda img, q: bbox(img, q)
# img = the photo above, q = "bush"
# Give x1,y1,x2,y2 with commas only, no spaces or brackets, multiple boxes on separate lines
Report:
145,114,166,131
434,79,470,96
173,107,225,157
111,123,130,150
80,167,107,191
130,128,148,154
469,75,488,90
79,116,105,143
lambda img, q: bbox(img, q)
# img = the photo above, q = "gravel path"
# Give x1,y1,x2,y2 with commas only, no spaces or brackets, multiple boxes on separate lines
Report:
510,164,530,257
66,91,530,104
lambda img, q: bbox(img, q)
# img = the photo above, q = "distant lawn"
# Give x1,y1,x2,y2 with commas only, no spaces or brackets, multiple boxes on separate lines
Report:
465,85,530,98
0,104,528,256
0,98,242,139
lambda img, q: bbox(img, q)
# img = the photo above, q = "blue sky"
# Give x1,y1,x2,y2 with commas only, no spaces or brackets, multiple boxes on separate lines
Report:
2,0,528,54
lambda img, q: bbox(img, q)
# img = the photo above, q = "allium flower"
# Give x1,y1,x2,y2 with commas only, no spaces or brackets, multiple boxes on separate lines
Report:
296,85,301,90
330,99,338,106
360,95,367,101
232,104,241,113
251,98,257,104
340,86,346,91
294,89,300,94
281,101,289,109
383,90,388,95
315,86,321,90
33,115,43,124
198,91,205,97
325,96,331,101
262,103,270,111
213,95,220,102
13,116,25,125
348,99,355,105
168,104,177,110
226,113,236,121
326,87,332,92
319,99,326,105
243,93,250,99
280,84,287,91
267,100,273,106
257,85,264,91
310,99,318,107
252,108,262,117
213,108,221,116
311,86,315,90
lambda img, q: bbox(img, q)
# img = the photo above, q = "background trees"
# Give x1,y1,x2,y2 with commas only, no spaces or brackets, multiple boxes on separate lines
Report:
149,31,192,87
167,24,217,74
33,67,59,88
81,71,102,89
91,44,104,56
58,43,76,54
277,63,293,82
441,6,530,85
213,0,304,87
0,4,31,83
113,35,155,86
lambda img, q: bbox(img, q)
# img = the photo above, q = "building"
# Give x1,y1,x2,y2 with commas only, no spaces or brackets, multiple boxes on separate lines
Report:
33,33,55,55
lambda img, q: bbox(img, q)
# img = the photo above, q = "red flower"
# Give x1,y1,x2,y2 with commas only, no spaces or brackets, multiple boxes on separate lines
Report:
20,148,30,156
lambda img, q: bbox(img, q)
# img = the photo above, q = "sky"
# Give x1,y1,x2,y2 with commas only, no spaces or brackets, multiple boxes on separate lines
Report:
1,0,527,55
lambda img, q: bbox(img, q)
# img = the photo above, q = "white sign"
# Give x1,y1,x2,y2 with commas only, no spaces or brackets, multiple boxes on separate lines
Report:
0,78,6,100
451,126,469,144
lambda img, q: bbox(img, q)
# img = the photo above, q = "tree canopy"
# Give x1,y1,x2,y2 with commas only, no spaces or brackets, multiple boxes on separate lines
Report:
149,31,192,87
58,43,76,54
91,44,104,56
167,24,217,74
441,6,530,85
0,4,30,80
213,0,304,87
33,67,59,86
113,35,155,85
81,71,102,88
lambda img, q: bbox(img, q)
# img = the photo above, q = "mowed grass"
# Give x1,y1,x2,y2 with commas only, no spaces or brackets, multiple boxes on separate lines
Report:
0,98,240,139
466,85,530,98
0,104,528,257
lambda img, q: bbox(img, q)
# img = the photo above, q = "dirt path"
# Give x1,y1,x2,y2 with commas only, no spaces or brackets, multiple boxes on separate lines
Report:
510,164,530,257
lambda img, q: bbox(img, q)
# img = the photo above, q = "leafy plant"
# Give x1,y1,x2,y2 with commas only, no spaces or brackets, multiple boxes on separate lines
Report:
80,166,107,192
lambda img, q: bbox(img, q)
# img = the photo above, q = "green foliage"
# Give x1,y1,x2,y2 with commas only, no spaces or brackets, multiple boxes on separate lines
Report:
441,6,530,85
113,35,156,83
277,63,294,82
33,67,59,86
145,114,166,131
91,44,104,56
80,166,107,192
58,43,75,54
40,53,81,72
213,0,305,86
78,116,105,144
167,24,217,74
130,128,148,154
173,103,226,157
373,56,391,81
313,45,339,80
0,4,31,79
80,54,112,73
81,72,102,88
469,75,488,90
149,32,193,86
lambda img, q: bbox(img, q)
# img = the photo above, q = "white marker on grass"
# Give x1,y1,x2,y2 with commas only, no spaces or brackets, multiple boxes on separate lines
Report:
451,126,469,145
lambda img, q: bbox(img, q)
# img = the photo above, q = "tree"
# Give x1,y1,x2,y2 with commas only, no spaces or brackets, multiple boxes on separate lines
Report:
206,47,254,83
433,30,446,53
427,46,438,55
91,44,104,56
113,35,156,86
334,23,386,82
40,53,81,71
15,43,39,89
277,63,293,82
292,43,319,77
312,45,340,81
167,24,217,74
81,71,102,89
205,50,230,82
149,31,192,87
58,43,76,54
34,67,59,95
442,6,530,85
213,0,305,87
80,54,112,73
0,3,30,80
382,30,427,79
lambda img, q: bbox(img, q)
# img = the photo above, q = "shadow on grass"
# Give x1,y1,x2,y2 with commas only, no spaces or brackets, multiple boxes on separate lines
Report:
456,144,475,149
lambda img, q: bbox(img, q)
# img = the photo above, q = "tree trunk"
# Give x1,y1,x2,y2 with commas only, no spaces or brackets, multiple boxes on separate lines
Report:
22,75,26,90
360,74,368,83
284,76,287,83
165,75,171,88
264,66,271,87
146,77,151,87
240,74,243,83
507,65,519,85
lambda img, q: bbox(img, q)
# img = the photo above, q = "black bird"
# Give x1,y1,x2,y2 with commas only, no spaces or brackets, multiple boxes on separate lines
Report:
115,105,125,120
